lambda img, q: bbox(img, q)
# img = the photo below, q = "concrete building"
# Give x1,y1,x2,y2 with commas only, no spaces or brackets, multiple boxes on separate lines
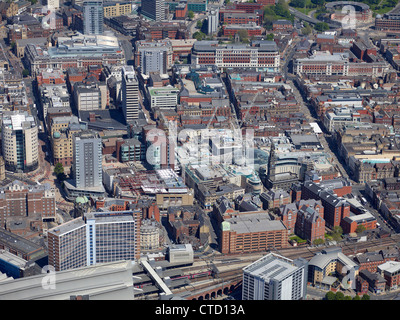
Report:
122,66,139,123
72,130,103,189
242,253,308,300
308,247,359,288
83,0,104,35
192,40,280,72
147,86,179,111
135,40,172,76
48,210,141,271
207,7,219,35
103,1,132,17
141,0,165,21
1,112,38,173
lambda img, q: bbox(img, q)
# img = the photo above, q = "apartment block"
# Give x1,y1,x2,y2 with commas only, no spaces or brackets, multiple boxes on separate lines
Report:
47,210,141,271
242,253,308,300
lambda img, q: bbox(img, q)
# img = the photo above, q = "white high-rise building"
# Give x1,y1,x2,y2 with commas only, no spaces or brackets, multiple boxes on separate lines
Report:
208,7,219,35
122,66,139,123
47,211,141,271
1,111,38,173
242,253,308,300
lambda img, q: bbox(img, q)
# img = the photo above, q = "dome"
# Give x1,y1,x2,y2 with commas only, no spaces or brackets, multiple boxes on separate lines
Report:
53,131,61,139
75,196,89,204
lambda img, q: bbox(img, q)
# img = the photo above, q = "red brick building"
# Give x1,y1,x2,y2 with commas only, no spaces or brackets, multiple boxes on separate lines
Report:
222,23,262,37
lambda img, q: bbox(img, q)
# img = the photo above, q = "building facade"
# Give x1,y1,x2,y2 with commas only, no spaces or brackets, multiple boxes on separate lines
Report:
1,112,38,173
242,253,308,300
122,66,139,123
47,210,141,271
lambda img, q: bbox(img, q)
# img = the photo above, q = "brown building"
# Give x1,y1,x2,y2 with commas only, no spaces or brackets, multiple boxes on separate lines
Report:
0,181,56,228
219,211,288,254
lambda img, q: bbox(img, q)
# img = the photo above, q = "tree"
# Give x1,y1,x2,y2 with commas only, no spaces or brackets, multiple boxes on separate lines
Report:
356,225,366,234
188,10,194,20
352,295,361,300
344,295,352,300
325,291,335,300
335,292,345,300
301,23,313,35
236,29,249,42
314,22,329,32
290,0,306,8
193,31,205,41
313,238,324,245
196,20,203,29
22,69,29,77
311,0,325,6
54,162,66,181
266,33,274,41
361,294,370,300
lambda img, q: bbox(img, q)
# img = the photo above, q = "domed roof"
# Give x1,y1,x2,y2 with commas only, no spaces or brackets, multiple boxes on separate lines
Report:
75,196,89,204
53,131,61,139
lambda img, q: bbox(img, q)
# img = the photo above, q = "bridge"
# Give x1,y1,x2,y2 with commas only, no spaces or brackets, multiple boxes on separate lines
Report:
289,7,341,29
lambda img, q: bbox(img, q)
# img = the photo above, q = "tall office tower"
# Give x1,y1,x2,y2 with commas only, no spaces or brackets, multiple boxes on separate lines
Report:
141,0,165,21
122,66,139,123
83,0,104,35
47,210,141,271
72,130,102,189
207,7,219,35
242,253,308,300
1,112,38,173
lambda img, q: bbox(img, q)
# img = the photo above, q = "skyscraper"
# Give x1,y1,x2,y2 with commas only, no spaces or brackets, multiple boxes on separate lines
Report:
47,210,141,271
141,0,165,21
1,111,39,173
122,66,139,123
72,130,102,189
242,253,308,300
83,0,104,35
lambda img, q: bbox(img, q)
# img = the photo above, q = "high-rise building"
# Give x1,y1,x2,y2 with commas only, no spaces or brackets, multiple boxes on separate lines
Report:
122,66,139,123
1,112,38,173
83,0,104,35
47,210,141,271
72,130,103,189
135,40,173,75
242,253,308,300
207,7,219,35
141,0,165,21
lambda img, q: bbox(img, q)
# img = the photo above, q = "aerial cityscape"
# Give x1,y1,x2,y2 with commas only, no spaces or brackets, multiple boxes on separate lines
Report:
1,0,400,305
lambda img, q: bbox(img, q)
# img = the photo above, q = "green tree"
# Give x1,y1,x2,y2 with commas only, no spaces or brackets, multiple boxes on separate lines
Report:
302,23,313,35
313,238,324,245
22,69,29,77
54,162,66,181
356,225,366,234
290,0,306,8
266,33,274,41
344,295,352,300
335,292,345,300
353,295,361,300
188,10,194,20
314,22,329,32
311,0,325,6
325,291,335,300
196,20,203,29
361,294,370,300
193,31,205,41
237,29,249,42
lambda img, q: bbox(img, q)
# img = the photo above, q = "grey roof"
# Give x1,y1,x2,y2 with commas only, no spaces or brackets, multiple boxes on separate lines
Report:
309,247,358,270
226,212,286,234
243,253,298,282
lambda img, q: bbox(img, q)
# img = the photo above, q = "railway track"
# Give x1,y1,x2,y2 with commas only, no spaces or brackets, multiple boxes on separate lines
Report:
181,234,400,277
